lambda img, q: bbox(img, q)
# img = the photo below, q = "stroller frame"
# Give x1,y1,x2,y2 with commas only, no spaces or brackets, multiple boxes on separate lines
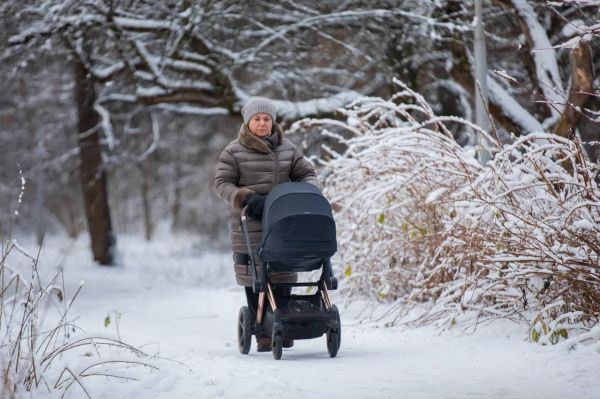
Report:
238,205,340,360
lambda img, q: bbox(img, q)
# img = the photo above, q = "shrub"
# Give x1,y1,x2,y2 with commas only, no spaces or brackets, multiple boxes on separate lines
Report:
300,80,600,345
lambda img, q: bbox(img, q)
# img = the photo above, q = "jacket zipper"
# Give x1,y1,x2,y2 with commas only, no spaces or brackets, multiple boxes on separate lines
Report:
273,147,279,185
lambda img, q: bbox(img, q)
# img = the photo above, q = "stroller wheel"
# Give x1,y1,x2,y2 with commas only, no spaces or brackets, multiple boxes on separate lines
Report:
237,306,252,354
333,304,341,348
272,332,283,360
327,330,340,358
327,305,341,358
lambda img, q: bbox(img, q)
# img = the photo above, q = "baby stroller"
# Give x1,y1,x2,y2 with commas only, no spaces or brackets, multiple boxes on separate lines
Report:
237,182,340,360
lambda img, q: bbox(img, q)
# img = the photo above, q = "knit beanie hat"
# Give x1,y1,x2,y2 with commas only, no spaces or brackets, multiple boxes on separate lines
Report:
241,97,277,123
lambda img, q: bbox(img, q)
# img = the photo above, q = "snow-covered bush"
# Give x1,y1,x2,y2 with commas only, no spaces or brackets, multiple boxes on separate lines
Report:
299,79,600,345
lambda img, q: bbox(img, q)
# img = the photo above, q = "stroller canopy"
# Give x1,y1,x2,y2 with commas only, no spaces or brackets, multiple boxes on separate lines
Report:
259,182,337,270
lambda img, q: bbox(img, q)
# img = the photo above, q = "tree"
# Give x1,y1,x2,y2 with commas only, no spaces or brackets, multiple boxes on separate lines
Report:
74,52,115,264
3,0,402,259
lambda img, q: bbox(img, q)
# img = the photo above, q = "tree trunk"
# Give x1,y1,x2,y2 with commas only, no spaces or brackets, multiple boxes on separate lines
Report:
171,161,182,230
35,143,45,246
553,44,593,139
74,57,115,265
141,160,154,241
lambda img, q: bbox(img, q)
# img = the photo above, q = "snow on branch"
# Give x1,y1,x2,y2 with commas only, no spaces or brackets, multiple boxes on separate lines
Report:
133,41,214,92
510,0,566,113
241,8,470,63
274,92,364,120
93,102,116,150
97,94,229,116
487,75,545,133
135,111,160,162
152,104,229,116
8,13,181,46
113,16,181,31
92,62,126,81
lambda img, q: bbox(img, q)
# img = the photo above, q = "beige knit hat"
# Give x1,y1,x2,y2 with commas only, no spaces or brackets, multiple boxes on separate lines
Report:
241,97,277,123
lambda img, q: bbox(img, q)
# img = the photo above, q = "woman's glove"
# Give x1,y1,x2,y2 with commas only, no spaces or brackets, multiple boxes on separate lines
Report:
245,194,267,218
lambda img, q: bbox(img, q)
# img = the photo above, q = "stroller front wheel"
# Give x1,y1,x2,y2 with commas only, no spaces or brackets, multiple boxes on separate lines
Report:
327,330,340,358
237,306,252,354
272,332,283,360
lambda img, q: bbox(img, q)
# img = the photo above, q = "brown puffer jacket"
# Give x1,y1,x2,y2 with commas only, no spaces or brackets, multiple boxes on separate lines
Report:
213,122,319,286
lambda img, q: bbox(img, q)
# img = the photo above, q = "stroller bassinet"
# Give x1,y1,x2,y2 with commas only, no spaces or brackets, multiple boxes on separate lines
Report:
237,182,341,360
259,182,337,272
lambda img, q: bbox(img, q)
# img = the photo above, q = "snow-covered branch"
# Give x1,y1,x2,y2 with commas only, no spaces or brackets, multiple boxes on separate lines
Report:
487,76,545,133
241,8,470,62
510,0,566,113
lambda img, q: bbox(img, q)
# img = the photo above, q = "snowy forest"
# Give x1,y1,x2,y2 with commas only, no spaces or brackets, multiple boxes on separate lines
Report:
1,0,599,398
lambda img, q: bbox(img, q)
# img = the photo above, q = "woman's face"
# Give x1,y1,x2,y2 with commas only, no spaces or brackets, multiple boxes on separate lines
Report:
248,113,273,137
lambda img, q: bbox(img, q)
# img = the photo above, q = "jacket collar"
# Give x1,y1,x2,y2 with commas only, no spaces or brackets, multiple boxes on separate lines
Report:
239,123,283,154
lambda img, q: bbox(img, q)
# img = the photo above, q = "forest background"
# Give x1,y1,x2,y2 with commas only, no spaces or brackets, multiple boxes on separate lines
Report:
1,0,600,389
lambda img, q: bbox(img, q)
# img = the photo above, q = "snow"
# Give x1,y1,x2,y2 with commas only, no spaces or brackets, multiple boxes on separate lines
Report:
8,15,178,46
94,63,126,80
113,17,178,31
178,51,215,66
17,233,600,399
136,86,169,97
11,238,37,259
562,19,586,37
160,58,211,75
425,187,447,204
94,102,116,150
155,104,229,116
572,219,595,230
493,69,520,85
554,25,597,50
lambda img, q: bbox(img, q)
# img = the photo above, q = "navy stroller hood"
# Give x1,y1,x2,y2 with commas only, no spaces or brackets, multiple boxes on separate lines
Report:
258,182,337,270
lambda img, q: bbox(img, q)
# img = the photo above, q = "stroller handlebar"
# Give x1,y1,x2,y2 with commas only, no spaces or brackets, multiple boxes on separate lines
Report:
240,205,249,223
240,205,262,291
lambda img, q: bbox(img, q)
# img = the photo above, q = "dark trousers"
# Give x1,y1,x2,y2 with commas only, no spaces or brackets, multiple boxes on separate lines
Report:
245,286,292,341
244,286,292,318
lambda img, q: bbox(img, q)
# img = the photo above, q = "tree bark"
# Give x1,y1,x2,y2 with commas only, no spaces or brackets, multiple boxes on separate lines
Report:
74,57,115,265
171,161,182,230
141,160,154,241
553,44,593,139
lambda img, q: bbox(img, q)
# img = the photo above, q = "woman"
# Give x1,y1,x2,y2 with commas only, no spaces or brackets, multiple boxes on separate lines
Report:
213,97,318,352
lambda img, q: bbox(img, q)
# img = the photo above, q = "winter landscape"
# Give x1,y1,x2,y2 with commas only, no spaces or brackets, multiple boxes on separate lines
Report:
1,1,599,398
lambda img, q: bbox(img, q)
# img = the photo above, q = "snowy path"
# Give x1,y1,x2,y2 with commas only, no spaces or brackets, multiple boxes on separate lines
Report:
36,235,600,399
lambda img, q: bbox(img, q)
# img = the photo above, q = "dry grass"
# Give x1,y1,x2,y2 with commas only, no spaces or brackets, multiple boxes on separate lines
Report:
1,179,157,399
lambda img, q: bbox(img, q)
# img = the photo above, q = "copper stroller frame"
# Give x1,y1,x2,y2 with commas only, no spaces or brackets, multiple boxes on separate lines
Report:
238,193,340,360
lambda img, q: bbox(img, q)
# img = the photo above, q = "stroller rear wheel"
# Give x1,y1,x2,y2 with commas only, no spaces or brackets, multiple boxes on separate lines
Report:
327,330,340,358
272,332,283,360
326,305,341,358
237,306,252,354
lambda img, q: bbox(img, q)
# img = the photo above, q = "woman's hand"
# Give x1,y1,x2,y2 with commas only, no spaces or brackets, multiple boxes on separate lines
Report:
245,194,267,218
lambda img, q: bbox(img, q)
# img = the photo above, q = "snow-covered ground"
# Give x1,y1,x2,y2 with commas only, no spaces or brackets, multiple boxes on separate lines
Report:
25,233,600,399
